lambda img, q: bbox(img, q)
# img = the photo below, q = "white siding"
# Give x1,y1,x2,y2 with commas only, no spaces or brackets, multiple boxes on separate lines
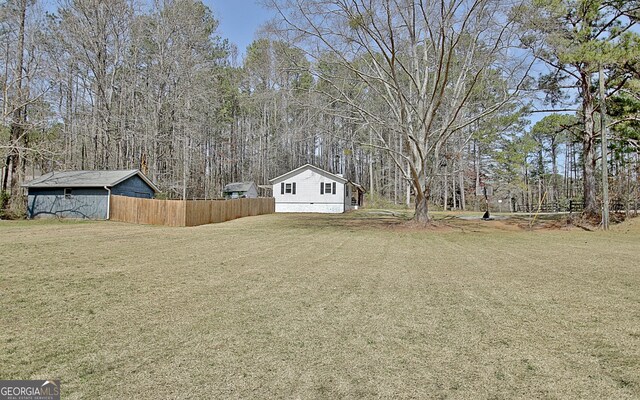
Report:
273,168,345,213
275,203,344,213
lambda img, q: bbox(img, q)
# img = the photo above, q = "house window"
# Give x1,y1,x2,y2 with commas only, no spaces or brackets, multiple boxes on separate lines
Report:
282,182,296,195
320,182,336,195
64,188,72,199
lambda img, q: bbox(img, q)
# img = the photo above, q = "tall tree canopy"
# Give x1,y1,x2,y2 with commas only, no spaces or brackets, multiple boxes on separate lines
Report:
267,0,534,222
1,0,638,221
518,0,640,217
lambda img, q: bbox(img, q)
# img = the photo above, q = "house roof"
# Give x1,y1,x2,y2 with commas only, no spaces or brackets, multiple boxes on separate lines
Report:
269,164,348,184
348,181,366,193
22,169,160,192
223,182,255,193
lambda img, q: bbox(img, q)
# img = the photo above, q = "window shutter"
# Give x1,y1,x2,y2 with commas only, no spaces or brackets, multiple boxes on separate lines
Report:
320,182,324,195
281,182,284,195
292,182,296,195
332,182,336,194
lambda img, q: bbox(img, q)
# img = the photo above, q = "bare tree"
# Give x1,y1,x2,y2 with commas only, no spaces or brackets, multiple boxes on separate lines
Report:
51,0,135,169
2,0,27,204
1,0,52,213
266,0,533,222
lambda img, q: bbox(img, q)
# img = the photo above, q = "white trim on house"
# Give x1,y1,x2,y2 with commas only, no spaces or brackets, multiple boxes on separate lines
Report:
270,164,347,185
275,203,345,213
270,164,363,214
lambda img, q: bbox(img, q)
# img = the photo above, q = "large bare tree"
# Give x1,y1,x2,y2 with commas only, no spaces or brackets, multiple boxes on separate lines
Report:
266,0,533,222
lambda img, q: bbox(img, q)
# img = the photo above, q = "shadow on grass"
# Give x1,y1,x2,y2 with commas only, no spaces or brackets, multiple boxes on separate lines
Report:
270,209,414,232
0,218,95,227
270,209,584,233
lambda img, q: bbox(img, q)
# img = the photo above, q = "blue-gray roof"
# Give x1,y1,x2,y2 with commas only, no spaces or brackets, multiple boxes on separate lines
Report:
223,182,255,193
23,169,159,192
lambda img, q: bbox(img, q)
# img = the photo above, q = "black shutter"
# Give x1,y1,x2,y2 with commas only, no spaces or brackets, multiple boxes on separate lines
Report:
281,182,284,194
292,182,296,195
332,182,336,194
320,182,324,194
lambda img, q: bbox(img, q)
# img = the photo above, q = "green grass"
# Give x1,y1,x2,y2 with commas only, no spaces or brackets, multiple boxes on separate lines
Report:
1,212,639,399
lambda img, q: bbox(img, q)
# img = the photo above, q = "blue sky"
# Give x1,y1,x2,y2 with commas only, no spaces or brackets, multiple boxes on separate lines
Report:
205,0,275,55
43,0,273,55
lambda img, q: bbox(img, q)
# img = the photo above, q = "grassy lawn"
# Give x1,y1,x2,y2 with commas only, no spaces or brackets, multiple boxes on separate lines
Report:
1,212,639,399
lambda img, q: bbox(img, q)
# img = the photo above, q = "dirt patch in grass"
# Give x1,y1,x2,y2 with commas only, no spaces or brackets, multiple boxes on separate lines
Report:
612,214,640,233
310,210,580,233
1,213,639,399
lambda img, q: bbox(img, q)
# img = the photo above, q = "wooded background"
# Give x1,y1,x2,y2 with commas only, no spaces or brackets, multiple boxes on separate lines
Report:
1,0,639,220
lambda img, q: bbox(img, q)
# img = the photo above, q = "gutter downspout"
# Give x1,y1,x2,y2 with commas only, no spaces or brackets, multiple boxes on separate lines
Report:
104,186,111,220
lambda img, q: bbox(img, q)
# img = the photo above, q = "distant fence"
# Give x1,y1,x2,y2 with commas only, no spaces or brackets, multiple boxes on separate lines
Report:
109,195,275,227
514,200,583,213
514,199,639,214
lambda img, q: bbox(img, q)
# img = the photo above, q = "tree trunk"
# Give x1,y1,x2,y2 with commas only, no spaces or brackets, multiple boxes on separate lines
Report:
406,161,411,207
2,156,10,193
452,164,457,210
409,162,431,223
474,139,480,211
8,0,27,207
537,148,544,204
414,192,430,223
550,140,558,204
443,164,448,211
458,164,466,210
581,71,598,218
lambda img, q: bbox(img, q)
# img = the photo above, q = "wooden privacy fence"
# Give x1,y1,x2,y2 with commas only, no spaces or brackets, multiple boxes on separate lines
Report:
109,195,275,227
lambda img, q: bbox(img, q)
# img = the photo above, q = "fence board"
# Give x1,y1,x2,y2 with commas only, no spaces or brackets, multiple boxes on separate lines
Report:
109,195,274,227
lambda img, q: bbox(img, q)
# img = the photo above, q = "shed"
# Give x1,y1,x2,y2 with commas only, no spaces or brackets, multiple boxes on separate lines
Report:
222,182,258,199
23,169,159,220
269,164,365,213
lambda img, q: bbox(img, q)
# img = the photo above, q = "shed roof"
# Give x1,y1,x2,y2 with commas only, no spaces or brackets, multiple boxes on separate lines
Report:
22,169,159,192
269,164,348,184
223,182,256,193
348,181,366,193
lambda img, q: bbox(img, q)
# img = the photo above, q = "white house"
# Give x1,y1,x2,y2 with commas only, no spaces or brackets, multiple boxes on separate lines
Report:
270,164,365,213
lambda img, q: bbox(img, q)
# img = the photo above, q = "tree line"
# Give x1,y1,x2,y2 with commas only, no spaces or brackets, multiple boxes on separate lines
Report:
1,0,639,223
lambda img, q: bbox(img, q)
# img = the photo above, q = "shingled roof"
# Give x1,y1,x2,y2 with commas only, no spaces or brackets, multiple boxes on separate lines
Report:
269,164,348,184
23,169,159,192
223,182,255,193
